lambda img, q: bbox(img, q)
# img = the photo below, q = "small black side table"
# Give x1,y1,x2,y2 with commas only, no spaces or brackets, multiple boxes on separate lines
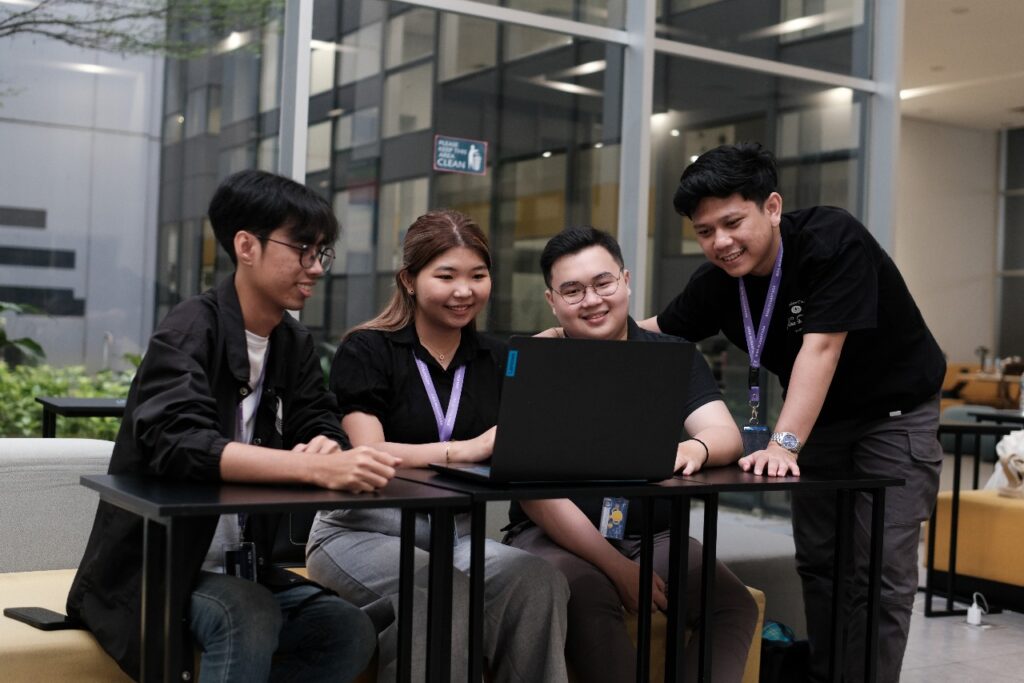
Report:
36,397,126,437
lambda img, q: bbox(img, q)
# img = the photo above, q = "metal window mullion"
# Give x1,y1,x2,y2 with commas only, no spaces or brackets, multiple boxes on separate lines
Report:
617,0,655,318
863,0,903,253
279,0,313,183
395,0,629,45
652,37,878,94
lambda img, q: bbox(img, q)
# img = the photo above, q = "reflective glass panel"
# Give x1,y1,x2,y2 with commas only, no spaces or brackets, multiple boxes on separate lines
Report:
659,0,872,78
337,22,382,86
386,8,436,69
382,63,433,138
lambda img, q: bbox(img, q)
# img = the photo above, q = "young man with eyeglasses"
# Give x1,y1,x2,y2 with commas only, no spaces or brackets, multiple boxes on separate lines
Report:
641,143,945,683
504,226,758,682
68,169,399,682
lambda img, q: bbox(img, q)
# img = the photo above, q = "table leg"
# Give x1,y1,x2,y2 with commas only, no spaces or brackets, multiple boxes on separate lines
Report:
698,494,718,682
397,509,416,683
141,518,164,683
468,501,486,683
828,489,852,683
864,488,885,683
636,498,654,683
947,435,963,613
42,408,56,438
426,507,454,683
666,497,690,683
163,517,192,683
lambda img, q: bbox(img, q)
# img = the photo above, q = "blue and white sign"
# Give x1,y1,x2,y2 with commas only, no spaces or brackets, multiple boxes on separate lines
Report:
433,134,488,176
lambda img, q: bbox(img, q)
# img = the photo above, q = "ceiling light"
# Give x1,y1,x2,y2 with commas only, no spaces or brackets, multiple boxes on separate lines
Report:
549,60,607,79
689,155,699,163
651,112,669,126
741,8,852,40
594,142,604,149
670,129,680,137
542,151,552,158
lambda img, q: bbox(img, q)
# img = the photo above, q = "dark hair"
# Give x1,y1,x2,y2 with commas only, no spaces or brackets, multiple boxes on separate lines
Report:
208,169,339,265
673,142,778,219
539,226,624,288
348,209,491,336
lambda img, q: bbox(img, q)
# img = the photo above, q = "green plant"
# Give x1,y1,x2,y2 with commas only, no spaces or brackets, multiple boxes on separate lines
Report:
0,301,45,364
0,362,135,438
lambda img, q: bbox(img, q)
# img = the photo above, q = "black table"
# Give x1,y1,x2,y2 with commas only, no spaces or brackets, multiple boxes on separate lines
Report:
397,467,901,683
967,408,1024,426
81,474,470,683
37,396,126,437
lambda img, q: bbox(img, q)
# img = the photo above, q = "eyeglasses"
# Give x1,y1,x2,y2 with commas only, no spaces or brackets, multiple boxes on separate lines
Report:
554,270,623,304
263,237,335,272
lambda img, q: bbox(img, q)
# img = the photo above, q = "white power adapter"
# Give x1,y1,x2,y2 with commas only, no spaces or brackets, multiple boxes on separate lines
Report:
966,592,988,626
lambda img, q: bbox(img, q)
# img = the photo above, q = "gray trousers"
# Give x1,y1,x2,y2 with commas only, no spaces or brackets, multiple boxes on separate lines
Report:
507,524,758,683
306,509,569,683
793,396,942,683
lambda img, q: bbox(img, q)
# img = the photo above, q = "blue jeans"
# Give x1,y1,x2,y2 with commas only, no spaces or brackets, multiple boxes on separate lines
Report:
190,572,376,683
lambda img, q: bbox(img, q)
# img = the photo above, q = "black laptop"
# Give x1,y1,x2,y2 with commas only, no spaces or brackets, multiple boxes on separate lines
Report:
429,335,694,484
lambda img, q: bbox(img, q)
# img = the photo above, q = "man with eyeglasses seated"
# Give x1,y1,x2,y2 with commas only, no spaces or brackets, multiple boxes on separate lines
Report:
67,169,398,682
503,226,759,683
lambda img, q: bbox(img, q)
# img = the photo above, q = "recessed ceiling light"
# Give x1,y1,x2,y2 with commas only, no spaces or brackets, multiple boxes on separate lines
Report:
670,129,680,137
594,142,604,149
542,151,552,158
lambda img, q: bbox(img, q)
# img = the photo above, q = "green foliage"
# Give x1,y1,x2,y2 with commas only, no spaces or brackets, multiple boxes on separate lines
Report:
0,362,135,439
0,301,46,363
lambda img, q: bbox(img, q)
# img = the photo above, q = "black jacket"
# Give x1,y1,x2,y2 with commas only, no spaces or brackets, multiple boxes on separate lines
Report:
66,275,348,679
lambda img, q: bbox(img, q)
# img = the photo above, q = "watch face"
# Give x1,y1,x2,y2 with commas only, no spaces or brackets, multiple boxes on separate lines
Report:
781,433,799,450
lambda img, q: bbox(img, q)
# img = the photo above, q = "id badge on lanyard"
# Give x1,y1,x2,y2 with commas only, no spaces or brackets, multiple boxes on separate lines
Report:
739,243,783,456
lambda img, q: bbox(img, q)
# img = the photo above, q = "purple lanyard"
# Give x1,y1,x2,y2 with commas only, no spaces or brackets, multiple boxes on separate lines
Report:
737,241,783,420
413,353,466,442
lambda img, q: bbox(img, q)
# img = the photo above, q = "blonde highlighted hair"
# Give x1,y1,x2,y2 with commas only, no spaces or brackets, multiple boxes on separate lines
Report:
347,209,491,337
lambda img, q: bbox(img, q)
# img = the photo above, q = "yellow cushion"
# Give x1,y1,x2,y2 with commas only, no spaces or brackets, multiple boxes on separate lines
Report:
929,490,1024,587
0,569,131,682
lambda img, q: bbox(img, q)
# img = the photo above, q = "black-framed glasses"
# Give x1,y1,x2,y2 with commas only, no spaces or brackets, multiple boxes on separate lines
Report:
263,237,335,272
554,270,623,304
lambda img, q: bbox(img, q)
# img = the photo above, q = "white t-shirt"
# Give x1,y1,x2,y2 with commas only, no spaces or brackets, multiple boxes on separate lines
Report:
201,330,270,573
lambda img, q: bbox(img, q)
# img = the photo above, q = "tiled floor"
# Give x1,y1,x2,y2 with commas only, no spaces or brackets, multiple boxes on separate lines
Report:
902,592,1024,681
900,451,1024,681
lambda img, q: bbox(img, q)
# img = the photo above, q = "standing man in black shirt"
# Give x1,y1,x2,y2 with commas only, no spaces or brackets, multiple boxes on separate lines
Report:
641,143,945,682
67,170,398,682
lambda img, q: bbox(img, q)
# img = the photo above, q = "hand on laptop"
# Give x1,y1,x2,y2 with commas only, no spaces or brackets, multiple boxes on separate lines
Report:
450,426,496,463
610,556,667,614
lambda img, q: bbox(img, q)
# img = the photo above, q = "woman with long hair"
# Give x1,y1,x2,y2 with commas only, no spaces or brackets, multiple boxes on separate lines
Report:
306,209,569,682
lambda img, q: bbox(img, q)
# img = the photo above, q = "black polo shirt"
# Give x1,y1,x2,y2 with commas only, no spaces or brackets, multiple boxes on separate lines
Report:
507,317,721,536
329,323,507,443
657,206,945,425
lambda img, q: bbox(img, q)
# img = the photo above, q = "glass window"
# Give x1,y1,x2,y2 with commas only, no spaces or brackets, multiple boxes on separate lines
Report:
382,63,433,138
504,25,573,61
334,107,380,150
258,136,278,172
338,23,383,86
183,88,208,138
200,218,218,292
163,112,185,145
439,13,497,81
386,8,436,69
505,0,625,29
260,19,282,113
310,43,336,96
377,177,429,271
659,0,871,78
307,121,332,174
222,49,260,125
219,145,256,179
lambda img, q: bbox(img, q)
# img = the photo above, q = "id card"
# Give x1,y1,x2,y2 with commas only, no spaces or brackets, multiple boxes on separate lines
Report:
742,424,770,456
599,497,629,540
224,541,257,581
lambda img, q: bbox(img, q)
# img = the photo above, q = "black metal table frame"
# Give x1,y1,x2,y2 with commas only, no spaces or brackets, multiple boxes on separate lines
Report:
397,468,899,683
81,474,470,683
924,421,1018,617
36,396,126,437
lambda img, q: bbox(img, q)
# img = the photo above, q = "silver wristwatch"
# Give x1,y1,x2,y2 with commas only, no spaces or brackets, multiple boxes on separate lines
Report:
769,431,802,454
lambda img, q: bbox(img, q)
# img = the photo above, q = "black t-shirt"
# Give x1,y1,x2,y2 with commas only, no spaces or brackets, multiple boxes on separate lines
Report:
507,317,722,536
657,206,945,425
329,323,507,443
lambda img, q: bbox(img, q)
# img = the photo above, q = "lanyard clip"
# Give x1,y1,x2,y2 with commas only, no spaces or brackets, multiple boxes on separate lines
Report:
749,402,759,424
748,366,760,388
